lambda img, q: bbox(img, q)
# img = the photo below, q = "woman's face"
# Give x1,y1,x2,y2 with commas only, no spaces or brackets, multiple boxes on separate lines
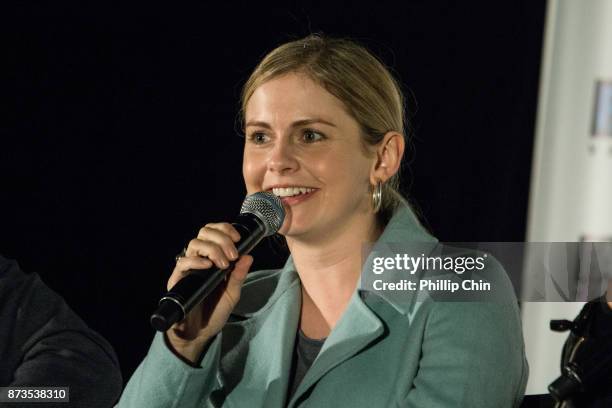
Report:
243,72,376,240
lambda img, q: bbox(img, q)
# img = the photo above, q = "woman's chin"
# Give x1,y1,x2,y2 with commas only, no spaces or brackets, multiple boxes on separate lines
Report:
277,222,308,239
277,207,314,237
278,226,299,238
280,224,327,243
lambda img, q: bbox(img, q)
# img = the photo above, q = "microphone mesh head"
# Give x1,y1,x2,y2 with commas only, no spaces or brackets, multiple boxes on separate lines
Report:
240,192,285,236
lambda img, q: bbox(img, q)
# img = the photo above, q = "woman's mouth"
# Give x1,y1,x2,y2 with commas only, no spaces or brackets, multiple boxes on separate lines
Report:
270,186,318,206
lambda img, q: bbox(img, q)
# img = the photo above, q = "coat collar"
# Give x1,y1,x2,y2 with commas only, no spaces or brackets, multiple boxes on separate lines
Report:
233,200,437,318
358,202,439,316
227,201,437,406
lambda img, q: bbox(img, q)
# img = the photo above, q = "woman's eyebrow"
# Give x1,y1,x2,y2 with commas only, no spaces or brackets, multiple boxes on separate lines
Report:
292,118,337,128
245,118,337,128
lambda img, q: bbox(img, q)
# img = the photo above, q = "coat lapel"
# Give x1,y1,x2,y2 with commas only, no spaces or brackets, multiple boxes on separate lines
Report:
218,260,301,407
287,202,438,406
287,290,384,407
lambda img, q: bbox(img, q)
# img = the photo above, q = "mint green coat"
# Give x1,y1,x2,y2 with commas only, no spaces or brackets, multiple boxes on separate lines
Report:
118,204,528,407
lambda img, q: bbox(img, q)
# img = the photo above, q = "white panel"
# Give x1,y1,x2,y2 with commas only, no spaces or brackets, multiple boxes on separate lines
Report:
523,0,612,394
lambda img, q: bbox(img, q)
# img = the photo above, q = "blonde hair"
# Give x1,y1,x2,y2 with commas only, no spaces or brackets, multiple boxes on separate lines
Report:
240,34,412,226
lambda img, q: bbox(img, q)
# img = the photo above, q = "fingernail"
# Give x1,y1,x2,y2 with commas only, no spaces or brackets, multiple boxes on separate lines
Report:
230,248,238,260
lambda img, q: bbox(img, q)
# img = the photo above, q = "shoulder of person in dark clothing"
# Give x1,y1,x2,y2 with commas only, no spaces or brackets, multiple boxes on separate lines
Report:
0,254,123,407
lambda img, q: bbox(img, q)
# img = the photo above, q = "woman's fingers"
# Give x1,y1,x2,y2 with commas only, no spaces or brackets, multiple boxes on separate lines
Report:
186,238,232,269
183,223,241,267
199,222,241,243
168,256,213,289
225,255,252,301
197,224,240,259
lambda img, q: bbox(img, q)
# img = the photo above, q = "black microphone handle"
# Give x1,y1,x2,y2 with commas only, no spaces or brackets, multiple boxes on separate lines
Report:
150,214,266,332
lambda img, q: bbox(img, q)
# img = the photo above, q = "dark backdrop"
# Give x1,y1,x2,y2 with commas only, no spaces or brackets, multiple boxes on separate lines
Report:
2,1,546,381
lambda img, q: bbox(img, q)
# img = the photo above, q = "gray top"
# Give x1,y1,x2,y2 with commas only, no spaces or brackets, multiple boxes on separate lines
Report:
287,329,326,402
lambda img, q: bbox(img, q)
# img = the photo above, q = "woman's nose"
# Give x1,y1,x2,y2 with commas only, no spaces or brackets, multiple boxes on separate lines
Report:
267,139,298,174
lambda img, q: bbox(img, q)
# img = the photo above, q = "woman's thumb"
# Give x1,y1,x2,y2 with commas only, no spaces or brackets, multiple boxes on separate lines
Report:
226,255,253,291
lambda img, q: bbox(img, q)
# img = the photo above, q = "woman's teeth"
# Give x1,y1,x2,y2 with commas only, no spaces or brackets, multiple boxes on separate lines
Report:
272,187,315,197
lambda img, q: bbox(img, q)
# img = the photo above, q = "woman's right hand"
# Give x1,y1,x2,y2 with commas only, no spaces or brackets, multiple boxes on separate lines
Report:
165,222,253,364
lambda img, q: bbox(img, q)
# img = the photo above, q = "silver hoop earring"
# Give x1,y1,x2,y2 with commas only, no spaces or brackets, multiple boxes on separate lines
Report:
371,181,382,213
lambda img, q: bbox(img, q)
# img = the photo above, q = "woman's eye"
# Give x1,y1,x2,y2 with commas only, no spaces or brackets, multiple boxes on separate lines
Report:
302,129,324,143
248,132,270,144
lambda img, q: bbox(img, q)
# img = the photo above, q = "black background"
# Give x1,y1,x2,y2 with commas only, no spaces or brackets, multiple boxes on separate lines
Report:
2,1,546,381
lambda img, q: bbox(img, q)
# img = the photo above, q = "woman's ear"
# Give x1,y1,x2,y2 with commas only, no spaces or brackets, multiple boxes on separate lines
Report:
370,131,405,184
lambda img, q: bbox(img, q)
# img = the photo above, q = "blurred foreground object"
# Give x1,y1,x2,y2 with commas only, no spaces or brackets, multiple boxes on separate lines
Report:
0,255,122,407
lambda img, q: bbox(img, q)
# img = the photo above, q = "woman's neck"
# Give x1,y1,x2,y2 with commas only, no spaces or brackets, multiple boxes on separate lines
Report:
286,213,382,337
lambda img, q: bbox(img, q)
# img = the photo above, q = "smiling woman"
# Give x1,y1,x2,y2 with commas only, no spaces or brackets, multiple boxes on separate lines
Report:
240,35,407,227
243,72,388,245
118,35,528,407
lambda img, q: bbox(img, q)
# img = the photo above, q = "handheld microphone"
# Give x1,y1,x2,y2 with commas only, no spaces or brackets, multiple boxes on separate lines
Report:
150,191,285,332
